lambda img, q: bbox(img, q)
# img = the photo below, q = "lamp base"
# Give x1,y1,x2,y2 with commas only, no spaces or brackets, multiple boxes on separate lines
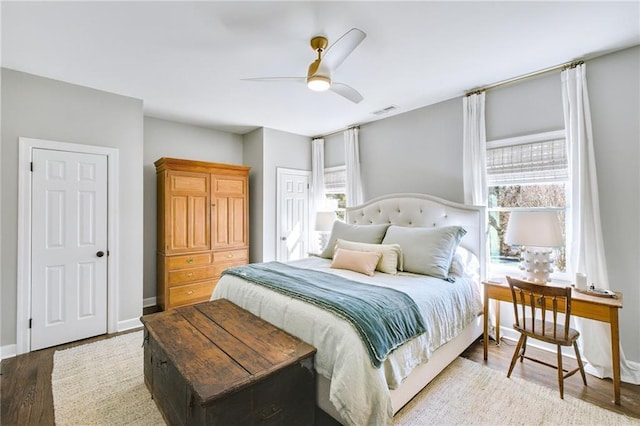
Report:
318,233,329,252
519,246,554,283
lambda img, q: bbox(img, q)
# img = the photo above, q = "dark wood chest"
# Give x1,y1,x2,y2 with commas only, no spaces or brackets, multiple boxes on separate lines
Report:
141,299,316,425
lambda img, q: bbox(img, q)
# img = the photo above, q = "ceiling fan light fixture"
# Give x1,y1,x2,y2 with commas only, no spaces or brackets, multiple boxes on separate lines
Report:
307,75,331,92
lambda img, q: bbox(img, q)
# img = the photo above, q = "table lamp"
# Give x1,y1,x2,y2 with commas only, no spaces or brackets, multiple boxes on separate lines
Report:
314,211,337,251
504,210,563,283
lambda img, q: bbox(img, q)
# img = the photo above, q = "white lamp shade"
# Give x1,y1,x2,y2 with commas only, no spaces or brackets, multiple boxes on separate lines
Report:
314,211,336,232
504,210,563,248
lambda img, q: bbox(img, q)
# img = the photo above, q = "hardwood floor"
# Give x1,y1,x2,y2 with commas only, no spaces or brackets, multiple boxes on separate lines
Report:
2,333,639,425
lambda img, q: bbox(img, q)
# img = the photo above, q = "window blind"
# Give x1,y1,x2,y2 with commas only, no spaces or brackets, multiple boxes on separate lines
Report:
487,138,568,185
324,167,346,193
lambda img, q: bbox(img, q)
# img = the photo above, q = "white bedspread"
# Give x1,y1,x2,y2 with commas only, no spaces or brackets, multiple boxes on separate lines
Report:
211,257,482,426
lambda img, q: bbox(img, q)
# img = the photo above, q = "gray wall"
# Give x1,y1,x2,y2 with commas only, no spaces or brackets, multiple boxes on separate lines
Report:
142,117,243,302
486,71,564,140
325,97,464,204
588,46,639,362
242,128,265,263
242,128,311,263
261,128,311,261
1,69,144,348
323,133,344,168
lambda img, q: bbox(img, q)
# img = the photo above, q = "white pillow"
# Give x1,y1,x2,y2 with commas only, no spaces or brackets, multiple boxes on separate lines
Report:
330,248,382,276
449,246,480,280
335,239,403,274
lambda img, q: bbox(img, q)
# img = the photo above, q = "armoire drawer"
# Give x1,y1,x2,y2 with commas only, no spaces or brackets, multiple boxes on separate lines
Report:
168,265,216,286
168,281,215,308
213,249,248,263
167,253,212,269
211,261,248,278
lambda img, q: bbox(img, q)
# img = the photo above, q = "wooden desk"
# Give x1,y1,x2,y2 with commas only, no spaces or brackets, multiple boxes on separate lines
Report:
482,280,624,404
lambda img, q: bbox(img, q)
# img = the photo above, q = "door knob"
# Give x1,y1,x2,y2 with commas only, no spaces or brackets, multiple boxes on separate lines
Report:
96,251,105,258
281,237,287,241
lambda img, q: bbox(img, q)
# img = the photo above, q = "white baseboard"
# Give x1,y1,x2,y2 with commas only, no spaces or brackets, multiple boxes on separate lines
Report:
1,344,17,360
1,319,142,360
117,317,143,332
143,297,157,308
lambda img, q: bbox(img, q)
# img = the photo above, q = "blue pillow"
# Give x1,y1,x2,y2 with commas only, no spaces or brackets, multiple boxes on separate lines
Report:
320,221,390,259
382,225,467,279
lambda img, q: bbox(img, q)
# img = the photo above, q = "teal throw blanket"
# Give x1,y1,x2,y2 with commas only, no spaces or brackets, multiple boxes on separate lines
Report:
222,261,427,368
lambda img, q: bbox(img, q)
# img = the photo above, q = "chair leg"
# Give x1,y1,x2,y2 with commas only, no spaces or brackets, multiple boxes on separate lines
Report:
507,334,525,378
557,344,564,399
520,336,527,362
573,341,588,386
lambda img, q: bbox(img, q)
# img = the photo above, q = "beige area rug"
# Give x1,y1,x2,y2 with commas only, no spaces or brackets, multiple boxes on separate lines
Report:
52,331,638,426
394,357,639,426
52,331,164,425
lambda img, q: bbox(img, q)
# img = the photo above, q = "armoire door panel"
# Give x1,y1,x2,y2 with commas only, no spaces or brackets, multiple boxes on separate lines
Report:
190,195,209,250
229,197,247,246
212,197,230,248
170,174,208,193
169,195,189,251
213,177,245,195
165,171,210,253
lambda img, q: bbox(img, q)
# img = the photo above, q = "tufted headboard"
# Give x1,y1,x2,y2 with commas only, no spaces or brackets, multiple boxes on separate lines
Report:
346,193,486,280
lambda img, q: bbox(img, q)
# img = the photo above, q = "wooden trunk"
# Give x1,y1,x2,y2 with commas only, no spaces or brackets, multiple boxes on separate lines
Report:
141,299,316,426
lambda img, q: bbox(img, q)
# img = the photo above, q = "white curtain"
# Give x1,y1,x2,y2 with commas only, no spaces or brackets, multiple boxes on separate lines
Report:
462,92,493,334
344,128,364,207
562,64,640,384
311,138,326,253
462,92,487,206
311,138,326,213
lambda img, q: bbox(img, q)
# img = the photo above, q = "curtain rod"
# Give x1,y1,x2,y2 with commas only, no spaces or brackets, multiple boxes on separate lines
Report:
313,125,360,140
465,60,584,97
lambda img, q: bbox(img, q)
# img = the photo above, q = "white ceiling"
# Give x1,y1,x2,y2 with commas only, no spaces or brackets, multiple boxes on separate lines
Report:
2,1,639,137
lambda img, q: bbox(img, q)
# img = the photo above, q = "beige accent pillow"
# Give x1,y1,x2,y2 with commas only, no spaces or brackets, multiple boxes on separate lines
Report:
335,239,402,274
330,248,382,276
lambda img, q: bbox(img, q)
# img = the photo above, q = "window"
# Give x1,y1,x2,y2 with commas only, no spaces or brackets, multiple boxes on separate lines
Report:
324,165,346,221
487,130,568,276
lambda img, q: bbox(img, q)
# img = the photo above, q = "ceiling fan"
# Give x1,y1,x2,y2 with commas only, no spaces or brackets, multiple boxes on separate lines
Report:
243,28,366,104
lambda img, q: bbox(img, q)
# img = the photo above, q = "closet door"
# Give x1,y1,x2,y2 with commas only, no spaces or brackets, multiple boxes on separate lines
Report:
211,174,248,250
165,171,210,253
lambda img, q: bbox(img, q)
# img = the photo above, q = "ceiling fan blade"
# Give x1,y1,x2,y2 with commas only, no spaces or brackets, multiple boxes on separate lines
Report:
330,82,363,104
322,28,366,71
242,77,306,83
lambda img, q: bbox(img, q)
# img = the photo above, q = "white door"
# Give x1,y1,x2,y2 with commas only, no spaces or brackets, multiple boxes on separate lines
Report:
31,149,108,350
277,169,310,262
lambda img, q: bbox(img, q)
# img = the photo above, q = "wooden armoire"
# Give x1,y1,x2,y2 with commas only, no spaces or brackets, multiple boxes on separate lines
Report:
155,157,250,310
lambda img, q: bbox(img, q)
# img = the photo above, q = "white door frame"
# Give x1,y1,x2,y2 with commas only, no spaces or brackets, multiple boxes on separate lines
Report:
17,137,119,355
276,168,311,261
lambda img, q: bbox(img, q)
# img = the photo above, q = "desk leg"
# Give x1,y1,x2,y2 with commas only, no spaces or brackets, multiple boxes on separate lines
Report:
483,290,489,360
494,299,501,345
610,308,621,405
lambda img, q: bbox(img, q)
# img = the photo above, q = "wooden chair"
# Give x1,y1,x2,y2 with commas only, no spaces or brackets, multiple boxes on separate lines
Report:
505,276,587,399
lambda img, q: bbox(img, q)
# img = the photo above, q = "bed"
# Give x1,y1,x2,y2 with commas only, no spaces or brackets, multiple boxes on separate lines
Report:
211,193,486,425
